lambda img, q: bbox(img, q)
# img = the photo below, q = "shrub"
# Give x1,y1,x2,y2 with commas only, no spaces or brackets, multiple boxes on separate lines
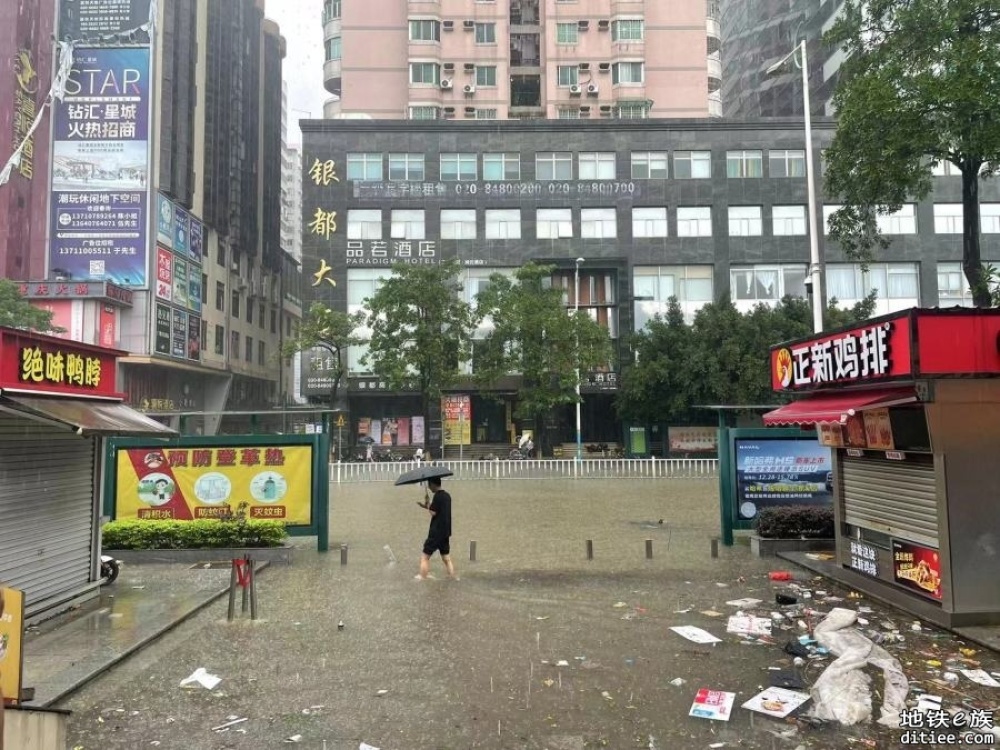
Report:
754,505,834,539
104,516,288,550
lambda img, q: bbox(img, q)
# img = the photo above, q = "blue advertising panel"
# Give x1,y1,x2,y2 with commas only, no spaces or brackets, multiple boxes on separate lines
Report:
734,438,833,521
188,271,202,314
174,205,190,257
49,47,151,287
189,217,203,262
156,193,173,248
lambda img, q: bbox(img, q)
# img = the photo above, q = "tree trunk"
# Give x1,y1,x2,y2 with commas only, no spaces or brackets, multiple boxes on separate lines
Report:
962,163,990,307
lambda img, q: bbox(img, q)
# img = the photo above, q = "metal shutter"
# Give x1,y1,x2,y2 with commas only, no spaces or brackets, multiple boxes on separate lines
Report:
0,414,96,617
842,453,938,548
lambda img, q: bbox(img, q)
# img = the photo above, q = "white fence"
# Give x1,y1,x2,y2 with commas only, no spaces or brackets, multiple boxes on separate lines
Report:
331,458,719,484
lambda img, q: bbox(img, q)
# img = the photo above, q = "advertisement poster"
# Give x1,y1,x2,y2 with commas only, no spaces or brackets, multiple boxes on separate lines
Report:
396,417,410,446
629,426,647,455
114,445,314,524
60,0,152,39
689,689,735,721
187,314,201,361
844,414,868,448
742,687,810,719
190,218,204,262
174,205,190,257
668,426,718,454
50,47,151,287
381,418,398,446
0,587,25,705
734,439,833,520
357,417,371,438
188,271,202,314
411,416,425,446
370,419,383,446
99,304,117,348
173,258,189,308
817,422,845,448
892,539,942,601
155,246,172,301
156,193,173,247
863,408,895,450
171,308,187,359
442,395,471,446
154,304,171,355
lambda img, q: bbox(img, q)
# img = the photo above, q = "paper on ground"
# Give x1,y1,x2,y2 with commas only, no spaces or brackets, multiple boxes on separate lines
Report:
725,598,762,608
689,688,735,721
742,687,811,718
360,744,380,750
727,615,772,637
180,667,221,690
670,626,721,644
961,669,1000,687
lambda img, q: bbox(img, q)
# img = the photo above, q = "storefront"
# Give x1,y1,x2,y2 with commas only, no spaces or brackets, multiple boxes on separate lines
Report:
763,308,1000,627
0,328,174,621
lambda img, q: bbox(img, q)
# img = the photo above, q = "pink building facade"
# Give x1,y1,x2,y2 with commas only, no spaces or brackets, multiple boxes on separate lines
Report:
322,0,720,120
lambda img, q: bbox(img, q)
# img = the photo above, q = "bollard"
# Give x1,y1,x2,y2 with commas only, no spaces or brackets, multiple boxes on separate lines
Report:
586,539,594,560
710,538,719,558
470,540,477,562
340,544,348,566
645,539,653,560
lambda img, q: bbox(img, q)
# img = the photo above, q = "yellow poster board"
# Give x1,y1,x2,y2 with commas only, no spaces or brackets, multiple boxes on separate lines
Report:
115,445,313,525
0,587,24,705
442,395,471,446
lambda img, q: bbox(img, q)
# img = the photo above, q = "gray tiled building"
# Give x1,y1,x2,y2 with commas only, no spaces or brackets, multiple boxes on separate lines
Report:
300,118,1000,448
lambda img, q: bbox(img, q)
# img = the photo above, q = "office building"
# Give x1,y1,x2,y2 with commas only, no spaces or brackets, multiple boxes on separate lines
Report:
322,0,721,120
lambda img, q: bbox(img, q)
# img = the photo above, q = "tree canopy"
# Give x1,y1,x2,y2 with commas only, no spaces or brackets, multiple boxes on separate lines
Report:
824,0,1000,306
280,302,362,408
0,279,63,333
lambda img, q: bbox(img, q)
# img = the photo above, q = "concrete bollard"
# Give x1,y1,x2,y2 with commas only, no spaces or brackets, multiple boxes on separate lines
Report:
586,539,594,560
340,544,348,565
470,540,477,562
645,539,653,559
710,538,719,558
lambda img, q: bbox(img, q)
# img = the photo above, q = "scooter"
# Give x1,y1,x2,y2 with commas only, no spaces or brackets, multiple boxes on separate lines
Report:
100,554,121,585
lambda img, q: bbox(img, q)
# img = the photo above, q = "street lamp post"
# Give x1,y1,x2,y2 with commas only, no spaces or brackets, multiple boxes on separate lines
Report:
767,40,823,334
574,258,584,462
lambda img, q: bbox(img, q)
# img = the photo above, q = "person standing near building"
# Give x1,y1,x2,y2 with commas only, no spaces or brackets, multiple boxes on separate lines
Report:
416,477,457,581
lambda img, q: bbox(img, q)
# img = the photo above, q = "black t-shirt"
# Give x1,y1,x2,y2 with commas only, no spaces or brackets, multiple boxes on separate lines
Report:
428,488,452,538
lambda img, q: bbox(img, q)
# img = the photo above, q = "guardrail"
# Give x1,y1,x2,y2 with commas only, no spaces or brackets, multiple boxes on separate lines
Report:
331,458,719,483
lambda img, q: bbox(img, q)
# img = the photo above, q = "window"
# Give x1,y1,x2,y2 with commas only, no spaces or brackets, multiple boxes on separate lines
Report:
483,153,520,180
322,0,341,23
934,203,963,234
826,263,920,313
246,295,253,323
557,23,578,44
214,324,224,355
772,205,807,236
615,102,649,119
537,208,573,239
347,209,382,239
475,23,496,43
324,36,341,61
231,289,240,317
409,62,440,85
217,242,226,266
632,207,667,238
728,206,763,236
536,152,573,180
409,19,440,41
557,66,579,87
612,62,644,84
270,308,277,334
633,266,714,327
215,281,225,311
938,262,972,305
674,151,711,179
557,108,580,119
612,19,644,41
983,204,1000,233
388,153,425,181
201,274,208,304
258,341,265,366
390,209,426,240
231,330,239,358
258,302,266,328
475,108,498,119
726,150,763,178
769,149,806,177
876,204,917,234
441,209,477,239
631,152,667,179
931,160,961,176
245,336,253,363
476,66,497,86
578,152,616,180
441,153,477,181
581,208,616,238
731,265,807,303
408,106,439,120
823,204,843,235
485,209,521,239
346,153,382,181
677,207,712,237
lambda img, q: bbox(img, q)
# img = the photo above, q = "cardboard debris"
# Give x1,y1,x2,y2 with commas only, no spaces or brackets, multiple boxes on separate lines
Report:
700,609,723,618
725,598,763,608
688,688,735,721
180,668,221,691
670,626,722,645
726,615,772,638
960,669,1000,688
742,687,811,718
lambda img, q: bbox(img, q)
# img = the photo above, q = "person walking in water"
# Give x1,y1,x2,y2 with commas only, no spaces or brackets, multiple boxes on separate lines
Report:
416,477,457,580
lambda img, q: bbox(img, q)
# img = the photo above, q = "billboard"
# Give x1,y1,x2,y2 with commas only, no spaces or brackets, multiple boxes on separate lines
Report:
734,439,833,521
892,539,942,601
49,47,151,287
668,426,718,454
59,0,152,39
0,587,25,706
442,395,471,446
114,445,314,525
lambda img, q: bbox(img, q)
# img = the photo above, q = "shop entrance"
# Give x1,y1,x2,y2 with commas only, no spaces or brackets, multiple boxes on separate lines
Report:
471,395,507,443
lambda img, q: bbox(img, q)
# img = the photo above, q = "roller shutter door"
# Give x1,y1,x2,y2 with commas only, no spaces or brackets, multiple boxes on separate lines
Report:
0,414,96,617
842,453,938,548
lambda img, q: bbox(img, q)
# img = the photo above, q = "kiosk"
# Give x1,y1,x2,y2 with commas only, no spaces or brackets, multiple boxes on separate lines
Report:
763,308,1000,627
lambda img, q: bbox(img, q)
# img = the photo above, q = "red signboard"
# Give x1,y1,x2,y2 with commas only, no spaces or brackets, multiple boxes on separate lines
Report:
0,328,122,398
892,539,942,601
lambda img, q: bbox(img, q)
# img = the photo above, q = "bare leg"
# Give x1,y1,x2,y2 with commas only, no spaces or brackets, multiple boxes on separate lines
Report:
417,553,432,580
442,554,458,580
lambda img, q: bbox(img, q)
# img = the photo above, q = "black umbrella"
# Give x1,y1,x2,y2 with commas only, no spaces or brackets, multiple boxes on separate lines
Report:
394,465,454,486
358,436,376,444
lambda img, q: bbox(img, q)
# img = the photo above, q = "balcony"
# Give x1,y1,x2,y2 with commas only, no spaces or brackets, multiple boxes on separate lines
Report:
510,0,539,26
323,97,342,118
708,90,722,118
707,54,721,92
706,0,720,20
323,60,342,94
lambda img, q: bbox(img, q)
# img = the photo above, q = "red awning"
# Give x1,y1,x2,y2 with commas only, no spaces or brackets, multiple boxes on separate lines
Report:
762,387,918,427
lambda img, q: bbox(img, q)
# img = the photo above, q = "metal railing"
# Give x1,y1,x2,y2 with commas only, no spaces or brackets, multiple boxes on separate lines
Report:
331,457,719,483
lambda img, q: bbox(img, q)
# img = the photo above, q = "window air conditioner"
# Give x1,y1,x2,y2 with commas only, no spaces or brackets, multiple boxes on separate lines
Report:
598,62,611,72
440,79,453,89
464,62,476,72
463,20,475,29
443,20,454,30
569,84,582,95
598,19,610,31
587,83,599,95
443,63,455,72
578,62,590,71
578,20,590,30
463,84,476,94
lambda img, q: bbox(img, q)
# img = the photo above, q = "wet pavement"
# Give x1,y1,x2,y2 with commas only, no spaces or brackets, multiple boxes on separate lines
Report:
46,478,1000,749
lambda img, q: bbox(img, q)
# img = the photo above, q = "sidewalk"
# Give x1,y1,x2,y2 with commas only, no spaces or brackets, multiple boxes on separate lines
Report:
22,562,262,707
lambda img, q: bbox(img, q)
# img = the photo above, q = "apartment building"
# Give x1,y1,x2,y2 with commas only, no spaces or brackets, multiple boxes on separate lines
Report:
322,0,721,120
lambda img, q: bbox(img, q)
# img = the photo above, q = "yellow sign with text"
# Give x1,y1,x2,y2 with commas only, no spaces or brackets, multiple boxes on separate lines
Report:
115,445,313,525
0,587,25,705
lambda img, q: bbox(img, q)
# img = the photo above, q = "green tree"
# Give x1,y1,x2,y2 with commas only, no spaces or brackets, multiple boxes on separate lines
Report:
473,263,613,454
361,260,475,437
280,302,362,409
0,279,63,332
824,0,1000,306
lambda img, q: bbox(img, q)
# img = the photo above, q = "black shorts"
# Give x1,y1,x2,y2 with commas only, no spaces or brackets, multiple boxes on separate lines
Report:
423,536,450,557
